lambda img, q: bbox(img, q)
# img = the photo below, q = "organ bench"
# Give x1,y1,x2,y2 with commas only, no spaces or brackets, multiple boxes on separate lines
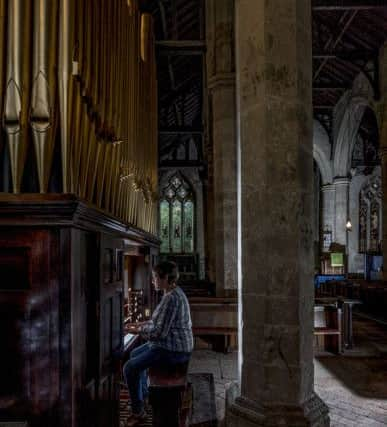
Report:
148,362,192,427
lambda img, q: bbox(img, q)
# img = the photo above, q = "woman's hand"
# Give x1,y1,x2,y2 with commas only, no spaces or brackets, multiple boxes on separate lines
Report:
125,321,149,334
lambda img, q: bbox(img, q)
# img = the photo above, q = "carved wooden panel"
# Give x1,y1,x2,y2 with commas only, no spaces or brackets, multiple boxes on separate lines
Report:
0,247,30,290
0,230,57,426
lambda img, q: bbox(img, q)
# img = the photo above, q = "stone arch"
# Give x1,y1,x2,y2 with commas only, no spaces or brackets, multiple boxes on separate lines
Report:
333,73,375,178
313,120,333,184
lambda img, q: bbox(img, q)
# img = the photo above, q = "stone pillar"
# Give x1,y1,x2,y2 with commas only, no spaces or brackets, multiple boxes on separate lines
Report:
191,171,206,280
226,1,329,425
321,184,335,248
206,0,237,295
333,177,350,247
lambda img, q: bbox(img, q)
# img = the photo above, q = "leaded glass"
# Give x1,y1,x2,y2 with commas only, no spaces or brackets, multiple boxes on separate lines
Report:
166,187,175,199
178,187,187,199
184,201,194,252
359,176,382,254
159,173,195,254
172,176,181,188
359,197,367,253
160,200,170,253
172,200,182,252
370,200,379,252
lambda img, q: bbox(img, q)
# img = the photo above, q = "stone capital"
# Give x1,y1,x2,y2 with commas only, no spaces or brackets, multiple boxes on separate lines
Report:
226,383,330,427
208,72,235,91
333,176,351,187
320,184,335,194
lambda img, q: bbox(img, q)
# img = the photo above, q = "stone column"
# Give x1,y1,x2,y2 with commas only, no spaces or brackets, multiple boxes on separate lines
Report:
226,1,329,425
206,0,237,295
190,171,206,280
321,184,335,249
333,177,350,247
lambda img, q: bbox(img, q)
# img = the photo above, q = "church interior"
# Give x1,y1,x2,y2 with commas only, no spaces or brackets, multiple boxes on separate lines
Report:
1,0,387,426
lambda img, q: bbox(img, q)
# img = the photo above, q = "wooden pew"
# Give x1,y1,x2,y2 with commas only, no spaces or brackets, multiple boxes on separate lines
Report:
189,297,238,352
192,326,237,353
314,304,342,354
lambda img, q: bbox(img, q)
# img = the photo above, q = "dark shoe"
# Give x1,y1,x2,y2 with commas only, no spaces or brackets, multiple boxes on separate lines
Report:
126,410,147,426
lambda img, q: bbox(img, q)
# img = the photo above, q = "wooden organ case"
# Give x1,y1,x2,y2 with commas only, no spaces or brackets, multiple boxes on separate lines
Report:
0,1,158,427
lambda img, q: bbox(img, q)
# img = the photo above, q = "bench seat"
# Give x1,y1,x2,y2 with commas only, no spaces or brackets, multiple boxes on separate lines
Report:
314,328,341,336
192,326,237,335
148,362,191,427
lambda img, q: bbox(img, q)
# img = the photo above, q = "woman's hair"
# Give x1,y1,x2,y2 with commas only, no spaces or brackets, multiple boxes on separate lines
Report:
153,261,179,284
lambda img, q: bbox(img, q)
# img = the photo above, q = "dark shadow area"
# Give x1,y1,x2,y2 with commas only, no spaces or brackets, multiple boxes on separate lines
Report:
316,315,387,399
316,356,387,399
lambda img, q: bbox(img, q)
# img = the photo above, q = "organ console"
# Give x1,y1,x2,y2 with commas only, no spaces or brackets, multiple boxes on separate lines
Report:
121,251,159,358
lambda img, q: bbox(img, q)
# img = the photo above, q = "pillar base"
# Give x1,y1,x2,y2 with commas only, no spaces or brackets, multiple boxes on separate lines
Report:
225,382,330,427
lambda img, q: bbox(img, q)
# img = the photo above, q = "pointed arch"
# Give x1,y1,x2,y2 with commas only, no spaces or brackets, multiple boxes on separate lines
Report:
159,171,195,254
333,73,375,178
313,120,333,184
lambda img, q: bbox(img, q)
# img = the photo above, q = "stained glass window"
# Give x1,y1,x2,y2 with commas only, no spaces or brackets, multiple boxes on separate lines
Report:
359,177,381,254
370,200,380,252
159,173,195,254
359,198,367,253
172,200,182,252
160,200,170,253
184,201,194,252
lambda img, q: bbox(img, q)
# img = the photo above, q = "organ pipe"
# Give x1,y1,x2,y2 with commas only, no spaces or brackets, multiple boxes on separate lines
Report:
0,0,158,234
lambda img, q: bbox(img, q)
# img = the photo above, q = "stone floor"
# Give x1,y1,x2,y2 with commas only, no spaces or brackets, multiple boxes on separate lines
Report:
189,314,387,426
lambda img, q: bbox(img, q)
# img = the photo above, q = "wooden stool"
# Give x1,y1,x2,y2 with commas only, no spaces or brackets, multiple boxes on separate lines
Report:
148,362,191,427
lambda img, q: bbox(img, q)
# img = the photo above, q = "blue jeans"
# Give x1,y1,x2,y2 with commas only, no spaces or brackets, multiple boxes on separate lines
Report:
122,342,191,414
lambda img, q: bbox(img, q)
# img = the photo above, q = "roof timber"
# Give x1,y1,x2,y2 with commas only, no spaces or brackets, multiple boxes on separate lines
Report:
313,0,387,11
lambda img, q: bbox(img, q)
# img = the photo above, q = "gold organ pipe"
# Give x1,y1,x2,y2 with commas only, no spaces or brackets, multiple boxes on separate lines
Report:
0,0,6,160
72,0,86,193
4,0,32,193
85,0,101,202
1,0,158,233
58,0,74,193
78,0,93,198
141,13,151,63
30,0,58,193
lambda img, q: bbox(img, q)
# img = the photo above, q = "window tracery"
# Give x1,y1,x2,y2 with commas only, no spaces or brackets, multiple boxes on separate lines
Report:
359,176,381,254
159,174,195,254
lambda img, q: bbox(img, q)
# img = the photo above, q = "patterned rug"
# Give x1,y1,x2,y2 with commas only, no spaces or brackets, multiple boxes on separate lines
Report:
120,373,217,427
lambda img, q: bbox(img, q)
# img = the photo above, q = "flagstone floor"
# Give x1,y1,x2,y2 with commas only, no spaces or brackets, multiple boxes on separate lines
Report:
189,314,387,426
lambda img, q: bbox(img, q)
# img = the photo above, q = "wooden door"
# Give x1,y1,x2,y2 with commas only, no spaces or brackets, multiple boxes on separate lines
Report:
97,234,124,427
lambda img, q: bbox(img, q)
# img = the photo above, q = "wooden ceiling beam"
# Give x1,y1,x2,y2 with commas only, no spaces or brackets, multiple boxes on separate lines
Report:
313,1,387,11
313,50,376,60
159,126,203,135
159,160,204,169
313,86,348,90
313,10,358,80
156,40,206,55
156,40,206,48
157,49,204,56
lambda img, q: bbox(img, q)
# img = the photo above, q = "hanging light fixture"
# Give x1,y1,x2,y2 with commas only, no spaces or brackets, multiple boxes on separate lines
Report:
346,219,352,231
